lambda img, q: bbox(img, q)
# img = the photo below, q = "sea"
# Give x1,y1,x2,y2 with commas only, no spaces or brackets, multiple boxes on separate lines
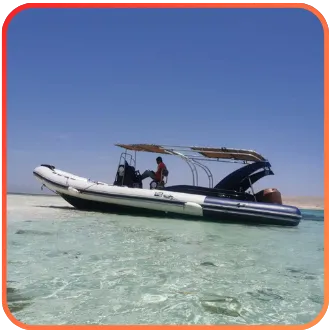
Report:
6,194,325,325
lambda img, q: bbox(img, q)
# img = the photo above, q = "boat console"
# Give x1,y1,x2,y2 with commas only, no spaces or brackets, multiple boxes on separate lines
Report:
113,161,167,190
113,161,142,188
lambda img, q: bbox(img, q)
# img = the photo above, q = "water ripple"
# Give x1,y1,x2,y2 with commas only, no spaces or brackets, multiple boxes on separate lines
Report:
6,195,325,325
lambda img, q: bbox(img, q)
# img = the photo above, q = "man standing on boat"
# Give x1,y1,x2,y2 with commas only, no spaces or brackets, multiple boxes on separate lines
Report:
140,156,168,183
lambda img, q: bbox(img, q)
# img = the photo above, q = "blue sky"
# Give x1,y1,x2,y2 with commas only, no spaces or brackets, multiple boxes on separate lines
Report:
7,7,324,196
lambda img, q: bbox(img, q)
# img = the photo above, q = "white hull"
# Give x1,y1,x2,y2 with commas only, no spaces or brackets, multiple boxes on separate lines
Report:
33,166,205,217
33,165,302,226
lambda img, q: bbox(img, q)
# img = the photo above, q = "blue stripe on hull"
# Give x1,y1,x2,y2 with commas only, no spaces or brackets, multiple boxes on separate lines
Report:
202,196,301,226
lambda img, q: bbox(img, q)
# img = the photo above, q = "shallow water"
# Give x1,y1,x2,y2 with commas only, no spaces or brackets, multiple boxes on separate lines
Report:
6,194,324,325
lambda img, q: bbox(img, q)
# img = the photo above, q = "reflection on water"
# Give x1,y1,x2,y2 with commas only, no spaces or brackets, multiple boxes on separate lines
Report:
7,286,33,313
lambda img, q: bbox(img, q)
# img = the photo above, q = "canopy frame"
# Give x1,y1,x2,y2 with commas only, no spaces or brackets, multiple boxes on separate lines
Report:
115,143,268,188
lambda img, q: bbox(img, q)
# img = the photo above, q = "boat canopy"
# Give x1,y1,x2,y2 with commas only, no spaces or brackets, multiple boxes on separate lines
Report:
115,143,266,163
115,143,269,189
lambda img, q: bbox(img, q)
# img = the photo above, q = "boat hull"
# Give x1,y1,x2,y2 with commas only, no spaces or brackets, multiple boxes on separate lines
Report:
59,192,201,220
33,165,302,227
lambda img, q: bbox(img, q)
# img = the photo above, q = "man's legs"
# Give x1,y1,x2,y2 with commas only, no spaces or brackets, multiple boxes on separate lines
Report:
140,170,156,181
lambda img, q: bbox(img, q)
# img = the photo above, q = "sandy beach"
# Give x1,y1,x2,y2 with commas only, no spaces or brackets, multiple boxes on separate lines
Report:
283,196,324,210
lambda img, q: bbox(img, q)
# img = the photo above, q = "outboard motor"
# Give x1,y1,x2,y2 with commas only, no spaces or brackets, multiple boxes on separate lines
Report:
113,161,142,188
255,188,283,204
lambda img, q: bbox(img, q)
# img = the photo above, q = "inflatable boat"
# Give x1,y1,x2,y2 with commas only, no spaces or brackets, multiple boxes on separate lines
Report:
32,143,302,226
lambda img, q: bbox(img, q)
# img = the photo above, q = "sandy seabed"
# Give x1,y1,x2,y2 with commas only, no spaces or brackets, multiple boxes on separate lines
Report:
6,194,325,325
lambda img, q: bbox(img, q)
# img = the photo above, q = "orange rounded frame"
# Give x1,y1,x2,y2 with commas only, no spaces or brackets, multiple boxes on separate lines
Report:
2,3,329,330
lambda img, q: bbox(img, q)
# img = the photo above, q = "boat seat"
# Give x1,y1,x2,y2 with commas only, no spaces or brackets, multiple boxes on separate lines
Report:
150,168,169,190
160,168,169,185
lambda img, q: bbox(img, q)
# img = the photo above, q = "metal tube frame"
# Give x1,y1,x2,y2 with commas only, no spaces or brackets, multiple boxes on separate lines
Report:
190,159,214,188
248,176,257,201
117,151,137,186
116,144,265,188
165,150,198,186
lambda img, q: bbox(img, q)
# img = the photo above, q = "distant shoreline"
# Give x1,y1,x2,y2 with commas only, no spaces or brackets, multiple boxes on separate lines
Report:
7,192,58,197
282,197,324,211
7,192,324,210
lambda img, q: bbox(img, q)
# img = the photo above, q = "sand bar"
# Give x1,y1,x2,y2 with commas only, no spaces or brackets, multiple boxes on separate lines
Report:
282,196,324,210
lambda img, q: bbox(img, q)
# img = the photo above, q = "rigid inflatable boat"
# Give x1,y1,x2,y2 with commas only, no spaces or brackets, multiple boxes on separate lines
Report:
33,143,302,226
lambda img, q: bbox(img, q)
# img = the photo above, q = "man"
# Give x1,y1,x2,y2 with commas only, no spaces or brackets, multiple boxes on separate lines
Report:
140,156,167,182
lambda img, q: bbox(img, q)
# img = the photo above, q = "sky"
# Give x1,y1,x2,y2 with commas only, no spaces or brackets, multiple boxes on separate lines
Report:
6,7,324,196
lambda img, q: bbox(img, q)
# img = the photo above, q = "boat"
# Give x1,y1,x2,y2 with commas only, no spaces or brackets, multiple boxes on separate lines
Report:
32,143,302,226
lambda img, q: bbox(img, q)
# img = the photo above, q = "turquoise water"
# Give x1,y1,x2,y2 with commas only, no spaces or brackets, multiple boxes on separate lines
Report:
6,194,324,325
